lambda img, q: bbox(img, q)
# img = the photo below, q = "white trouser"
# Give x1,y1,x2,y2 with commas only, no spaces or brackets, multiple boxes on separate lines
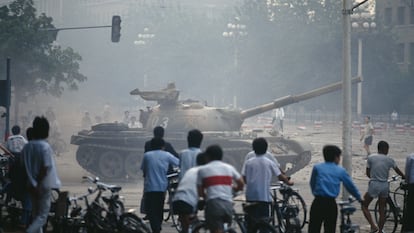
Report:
26,188,51,233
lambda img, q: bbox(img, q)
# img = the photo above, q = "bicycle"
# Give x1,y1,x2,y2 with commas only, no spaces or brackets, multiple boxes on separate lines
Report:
372,175,407,233
270,182,307,233
338,197,359,233
163,167,181,231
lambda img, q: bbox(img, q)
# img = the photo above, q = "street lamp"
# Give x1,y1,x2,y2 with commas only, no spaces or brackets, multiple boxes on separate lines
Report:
134,27,155,46
351,12,376,117
222,19,247,108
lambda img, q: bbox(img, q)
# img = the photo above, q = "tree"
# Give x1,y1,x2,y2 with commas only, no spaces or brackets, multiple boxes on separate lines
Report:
0,0,86,107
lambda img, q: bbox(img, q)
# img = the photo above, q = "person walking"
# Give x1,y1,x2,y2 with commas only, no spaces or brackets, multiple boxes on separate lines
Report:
242,138,293,233
197,145,244,233
22,116,61,233
361,141,405,233
179,129,203,179
272,107,285,134
308,145,362,233
141,138,179,233
360,116,374,157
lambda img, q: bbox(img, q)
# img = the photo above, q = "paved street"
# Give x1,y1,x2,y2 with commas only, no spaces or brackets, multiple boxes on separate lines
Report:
3,120,414,232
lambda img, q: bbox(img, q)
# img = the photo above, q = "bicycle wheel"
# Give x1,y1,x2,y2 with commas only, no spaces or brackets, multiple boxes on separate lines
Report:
169,202,182,232
374,198,398,233
285,217,301,233
119,213,151,233
163,191,172,221
392,186,405,212
286,192,307,229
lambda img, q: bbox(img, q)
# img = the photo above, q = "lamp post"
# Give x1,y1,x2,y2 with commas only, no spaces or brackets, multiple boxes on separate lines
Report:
222,19,247,108
351,12,376,117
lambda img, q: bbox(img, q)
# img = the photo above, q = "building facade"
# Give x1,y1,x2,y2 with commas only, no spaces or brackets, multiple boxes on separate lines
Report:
376,0,414,70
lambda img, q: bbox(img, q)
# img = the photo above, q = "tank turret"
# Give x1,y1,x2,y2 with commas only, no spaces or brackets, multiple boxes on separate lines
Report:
71,78,361,180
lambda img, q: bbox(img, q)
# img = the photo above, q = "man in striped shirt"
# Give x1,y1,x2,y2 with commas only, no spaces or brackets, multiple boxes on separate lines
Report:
197,145,244,233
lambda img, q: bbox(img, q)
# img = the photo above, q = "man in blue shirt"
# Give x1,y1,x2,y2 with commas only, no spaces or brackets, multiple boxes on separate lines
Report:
179,129,203,179
141,138,179,233
308,145,362,233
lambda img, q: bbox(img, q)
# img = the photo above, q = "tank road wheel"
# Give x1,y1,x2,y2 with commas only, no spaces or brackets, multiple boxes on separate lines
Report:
76,146,97,169
124,153,143,180
98,151,125,179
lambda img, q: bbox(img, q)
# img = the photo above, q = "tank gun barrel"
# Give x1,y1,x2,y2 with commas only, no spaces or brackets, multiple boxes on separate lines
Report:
240,76,362,119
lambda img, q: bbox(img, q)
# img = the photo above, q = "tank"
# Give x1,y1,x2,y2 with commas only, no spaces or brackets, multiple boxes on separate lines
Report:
71,78,361,180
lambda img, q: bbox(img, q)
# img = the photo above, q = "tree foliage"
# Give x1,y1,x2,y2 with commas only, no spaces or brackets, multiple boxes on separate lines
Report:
0,0,86,102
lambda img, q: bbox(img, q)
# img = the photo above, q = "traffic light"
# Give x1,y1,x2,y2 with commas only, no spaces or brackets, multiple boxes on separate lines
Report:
111,15,121,43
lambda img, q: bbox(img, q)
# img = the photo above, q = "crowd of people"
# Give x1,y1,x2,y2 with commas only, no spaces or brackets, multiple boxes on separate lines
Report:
1,114,414,233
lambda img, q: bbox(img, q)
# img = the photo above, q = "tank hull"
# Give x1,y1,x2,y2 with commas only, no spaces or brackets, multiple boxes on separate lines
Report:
71,123,311,180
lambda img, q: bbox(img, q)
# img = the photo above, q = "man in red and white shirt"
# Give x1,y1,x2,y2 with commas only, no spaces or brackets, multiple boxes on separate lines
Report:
197,145,244,233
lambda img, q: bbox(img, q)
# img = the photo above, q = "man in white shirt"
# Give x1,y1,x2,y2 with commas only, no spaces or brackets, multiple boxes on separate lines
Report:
6,125,27,154
22,116,61,233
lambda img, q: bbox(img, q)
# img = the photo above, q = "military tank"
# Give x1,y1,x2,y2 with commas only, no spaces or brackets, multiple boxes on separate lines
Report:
71,77,361,180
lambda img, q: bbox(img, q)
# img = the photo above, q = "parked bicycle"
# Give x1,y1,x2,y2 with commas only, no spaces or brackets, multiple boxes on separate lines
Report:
51,176,150,233
372,175,407,233
270,182,307,233
338,197,359,233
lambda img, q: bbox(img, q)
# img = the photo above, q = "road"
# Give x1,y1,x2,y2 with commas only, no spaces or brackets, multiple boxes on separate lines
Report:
4,120,414,232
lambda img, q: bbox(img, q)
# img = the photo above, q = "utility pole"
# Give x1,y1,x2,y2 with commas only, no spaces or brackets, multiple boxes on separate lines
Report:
342,0,352,200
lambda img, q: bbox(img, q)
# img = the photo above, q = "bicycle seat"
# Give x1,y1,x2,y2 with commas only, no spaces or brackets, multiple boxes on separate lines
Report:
106,185,122,193
340,205,356,215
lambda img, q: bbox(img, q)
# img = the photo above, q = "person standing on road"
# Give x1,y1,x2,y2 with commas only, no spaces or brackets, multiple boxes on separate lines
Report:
272,107,285,134
179,129,203,179
22,116,61,233
197,145,244,233
141,137,179,233
360,116,374,157
308,145,362,233
402,153,414,232
242,138,293,233
145,126,179,157
361,141,405,233
141,126,179,217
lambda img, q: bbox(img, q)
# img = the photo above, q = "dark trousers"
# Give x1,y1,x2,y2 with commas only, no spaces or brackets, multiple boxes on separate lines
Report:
308,196,337,233
402,184,414,232
144,191,165,233
245,202,271,233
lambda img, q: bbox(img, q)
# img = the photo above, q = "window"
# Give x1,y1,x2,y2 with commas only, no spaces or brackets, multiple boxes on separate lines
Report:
410,43,414,64
410,9,414,24
385,8,392,25
397,43,405,63
398,7,405,25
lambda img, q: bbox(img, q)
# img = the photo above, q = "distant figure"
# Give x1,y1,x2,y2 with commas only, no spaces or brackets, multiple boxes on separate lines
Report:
361,141,405,233
122,110,130,125
6,125,28,154
402,153,414,232
179,129,203,179
81,111,92,129
22,116,61,233
308,145,362,233
272,107,285,134
360,116,374,156
390,110,398,128
103,103,111,122
128,116,142,128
